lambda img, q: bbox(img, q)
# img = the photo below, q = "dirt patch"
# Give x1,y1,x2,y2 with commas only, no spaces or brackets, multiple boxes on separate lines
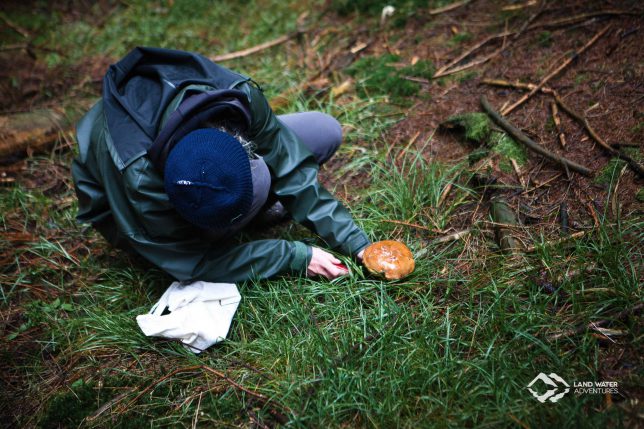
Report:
0,52,110,114
0,0,115,113
361,0,643,233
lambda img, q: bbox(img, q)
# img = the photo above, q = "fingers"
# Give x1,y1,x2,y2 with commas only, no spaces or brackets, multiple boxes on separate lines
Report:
317,255,347,279
325,262,348,279
307,247,349,279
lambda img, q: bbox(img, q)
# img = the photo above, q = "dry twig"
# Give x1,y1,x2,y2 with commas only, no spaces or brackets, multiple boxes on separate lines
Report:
433,32,513,78
525,230,586,252
434,1,545,78
549,303,643,340
501,24,612,115
528,10,641,30
550,102,567,148
395,131,421,161
211,30,303,62
379,219,442,233
481,96,593,176
553,94,644,177
481,79,644,177
432,229,471,244
512,159,528,188
429,0,471,15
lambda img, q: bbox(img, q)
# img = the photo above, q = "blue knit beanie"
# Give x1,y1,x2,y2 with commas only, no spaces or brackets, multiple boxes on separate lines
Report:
164,128,253,231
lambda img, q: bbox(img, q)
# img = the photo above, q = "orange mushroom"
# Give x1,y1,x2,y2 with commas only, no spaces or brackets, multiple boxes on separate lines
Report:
362,240,415,280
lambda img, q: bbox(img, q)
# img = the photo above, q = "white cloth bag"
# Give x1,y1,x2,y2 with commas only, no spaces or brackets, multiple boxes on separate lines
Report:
136,281,241,353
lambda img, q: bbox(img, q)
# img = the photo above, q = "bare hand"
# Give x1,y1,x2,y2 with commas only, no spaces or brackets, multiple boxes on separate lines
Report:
357,249,365,261
307,247,349,279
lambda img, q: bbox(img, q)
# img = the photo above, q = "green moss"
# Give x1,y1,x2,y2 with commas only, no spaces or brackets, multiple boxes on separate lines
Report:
443,113,526,168
491,133,528,166
348,54,433,102
443,113,491,143
402,60,435,79
545,116,556,132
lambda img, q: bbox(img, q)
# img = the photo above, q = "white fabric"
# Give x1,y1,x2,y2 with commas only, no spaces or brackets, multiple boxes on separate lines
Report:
136,281,240,353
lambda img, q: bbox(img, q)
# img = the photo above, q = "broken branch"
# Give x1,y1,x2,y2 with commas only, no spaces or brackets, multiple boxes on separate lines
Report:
481,79,644,177
211,30,303,62
481,96,593,176
434,32,513,78
434,1,544,78
379,219,442,233
432,229,470,244
553,94,644,177
529,10,641,30
550,102,567,148
429,0,471,15
549,303,643,340
501,24,611,115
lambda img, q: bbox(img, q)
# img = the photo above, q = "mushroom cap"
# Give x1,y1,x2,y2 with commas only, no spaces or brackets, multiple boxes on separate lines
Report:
363,240,415,280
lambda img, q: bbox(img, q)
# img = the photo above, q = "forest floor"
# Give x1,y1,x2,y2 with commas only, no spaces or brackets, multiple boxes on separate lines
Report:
1,0,642,428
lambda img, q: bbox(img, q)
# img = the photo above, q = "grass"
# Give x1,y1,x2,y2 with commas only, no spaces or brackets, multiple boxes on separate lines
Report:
331,0,459,17
347,54,434,103
1,1,642,428
594,148,642,186
3,150,640,428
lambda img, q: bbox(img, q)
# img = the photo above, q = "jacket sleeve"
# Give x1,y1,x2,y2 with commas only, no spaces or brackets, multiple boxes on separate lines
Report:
71,101,124,246
121,157,311,283
242,83,370,256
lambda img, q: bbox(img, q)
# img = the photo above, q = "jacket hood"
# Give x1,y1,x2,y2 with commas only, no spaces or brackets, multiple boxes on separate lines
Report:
102,46,251,170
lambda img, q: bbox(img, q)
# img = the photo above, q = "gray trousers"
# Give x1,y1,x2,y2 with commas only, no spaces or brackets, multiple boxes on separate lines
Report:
213,111,342,237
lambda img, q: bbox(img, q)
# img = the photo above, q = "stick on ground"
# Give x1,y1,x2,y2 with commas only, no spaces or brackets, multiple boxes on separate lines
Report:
549,303,643,340
481,96,593,177
553,94,644,177
550,102,566,148
434,1,544,79
528,10,641,30
481,78,644,178
379,219,442,233
501,24,611,116
434,31,511,76
211,31,302,62
429,0,471,15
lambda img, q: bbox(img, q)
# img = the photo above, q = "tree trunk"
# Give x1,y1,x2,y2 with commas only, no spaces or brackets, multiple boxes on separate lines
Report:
0,109,70,161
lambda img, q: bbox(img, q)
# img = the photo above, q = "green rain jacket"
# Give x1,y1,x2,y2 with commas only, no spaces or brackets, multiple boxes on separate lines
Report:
71,47,370,283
